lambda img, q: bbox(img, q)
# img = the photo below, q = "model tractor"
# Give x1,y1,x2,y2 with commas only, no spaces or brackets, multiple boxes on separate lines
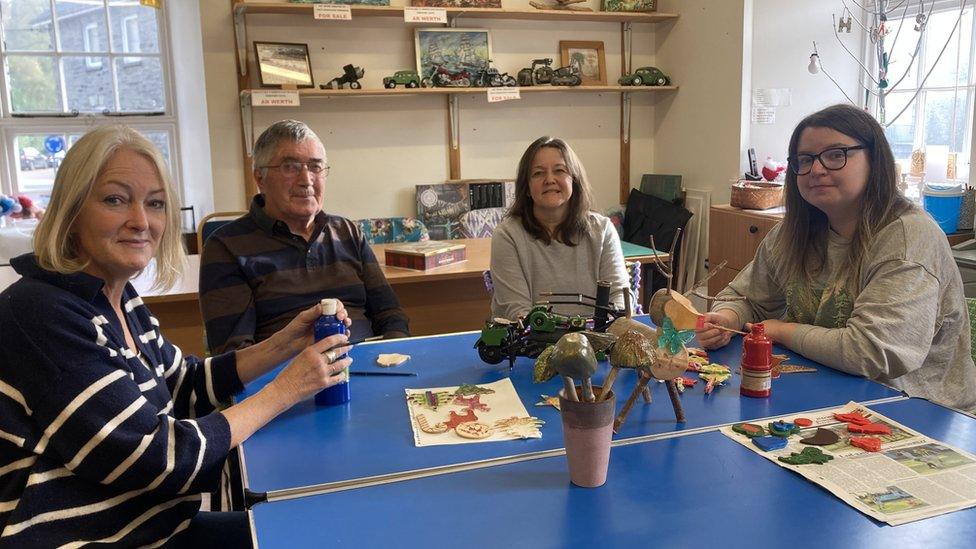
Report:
550,63,582,86
517,58,555,86
474,282,629,371
472,64,517,88
321,64,365,90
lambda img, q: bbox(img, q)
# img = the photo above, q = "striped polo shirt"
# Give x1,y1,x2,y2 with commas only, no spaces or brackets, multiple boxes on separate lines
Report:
0,254,241,546
199,196,409,354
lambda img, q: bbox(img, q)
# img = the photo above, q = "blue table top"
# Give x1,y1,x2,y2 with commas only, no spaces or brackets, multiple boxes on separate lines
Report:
251,398,976,549
237,318,901,494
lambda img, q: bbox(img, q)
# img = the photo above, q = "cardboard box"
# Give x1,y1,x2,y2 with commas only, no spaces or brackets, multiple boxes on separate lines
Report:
384,241,467,270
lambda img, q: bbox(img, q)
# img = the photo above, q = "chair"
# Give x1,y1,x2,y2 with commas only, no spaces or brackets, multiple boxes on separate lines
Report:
357,217,430,245
459,207,507,239
196,211,246,254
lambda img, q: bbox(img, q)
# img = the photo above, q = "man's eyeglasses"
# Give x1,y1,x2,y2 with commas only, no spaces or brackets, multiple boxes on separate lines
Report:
261,161,330,177
788,145,865,175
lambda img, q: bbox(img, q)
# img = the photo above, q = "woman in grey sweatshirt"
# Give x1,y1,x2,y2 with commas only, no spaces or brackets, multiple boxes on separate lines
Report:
490,136,629,321
697,104,976,411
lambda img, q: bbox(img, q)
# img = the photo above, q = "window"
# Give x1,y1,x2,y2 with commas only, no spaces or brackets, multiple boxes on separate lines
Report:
879,2,976,185
0,0,179,203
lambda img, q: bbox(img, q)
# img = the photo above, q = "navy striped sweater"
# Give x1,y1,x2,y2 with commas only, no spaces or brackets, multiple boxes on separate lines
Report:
0,254,242,547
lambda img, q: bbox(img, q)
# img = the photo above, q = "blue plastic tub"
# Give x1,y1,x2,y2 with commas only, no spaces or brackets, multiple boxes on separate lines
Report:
923,184,964,234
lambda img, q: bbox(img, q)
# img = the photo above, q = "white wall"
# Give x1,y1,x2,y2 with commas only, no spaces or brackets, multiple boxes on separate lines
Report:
199,0,663,219
747,0,865,168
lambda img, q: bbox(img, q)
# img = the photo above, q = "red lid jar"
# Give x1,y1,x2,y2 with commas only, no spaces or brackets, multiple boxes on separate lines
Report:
740,323,772,398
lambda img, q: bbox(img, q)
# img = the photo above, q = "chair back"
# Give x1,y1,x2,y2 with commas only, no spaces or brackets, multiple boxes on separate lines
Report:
459,207,507,239
197,211,246,253
358,217,429,245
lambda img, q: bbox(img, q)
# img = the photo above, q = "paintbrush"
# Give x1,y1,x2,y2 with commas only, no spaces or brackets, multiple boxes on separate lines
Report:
323,335,384,353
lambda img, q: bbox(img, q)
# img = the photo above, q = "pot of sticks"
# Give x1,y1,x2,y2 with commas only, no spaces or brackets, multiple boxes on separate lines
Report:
549,332,616,488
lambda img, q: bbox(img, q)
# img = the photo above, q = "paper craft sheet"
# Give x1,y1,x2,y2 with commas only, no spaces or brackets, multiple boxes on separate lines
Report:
721,402,976,525
406,378,540,447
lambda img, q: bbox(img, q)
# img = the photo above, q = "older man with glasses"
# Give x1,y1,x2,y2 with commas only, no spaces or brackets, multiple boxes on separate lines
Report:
200,119,409,354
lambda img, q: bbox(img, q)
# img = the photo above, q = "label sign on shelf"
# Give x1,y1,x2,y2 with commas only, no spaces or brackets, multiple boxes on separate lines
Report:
251,90,301,107
404,7,447,24
314,4,352,21
487,87,520,103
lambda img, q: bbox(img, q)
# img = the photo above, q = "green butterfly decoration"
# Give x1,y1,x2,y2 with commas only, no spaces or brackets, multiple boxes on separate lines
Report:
658,316,695,355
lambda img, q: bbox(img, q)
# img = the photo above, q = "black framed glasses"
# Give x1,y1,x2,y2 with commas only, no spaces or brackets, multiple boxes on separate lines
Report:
788,145,865,175
260,160,330,177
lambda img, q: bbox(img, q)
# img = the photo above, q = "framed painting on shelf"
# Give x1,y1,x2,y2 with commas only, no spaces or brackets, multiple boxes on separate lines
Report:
411,0,501,7
415,28,492,83
253,42,314,88
289,0,391,5
560,40,607,86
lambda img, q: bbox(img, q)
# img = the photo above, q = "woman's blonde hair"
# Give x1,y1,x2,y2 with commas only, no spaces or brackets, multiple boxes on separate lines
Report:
32,125,186,290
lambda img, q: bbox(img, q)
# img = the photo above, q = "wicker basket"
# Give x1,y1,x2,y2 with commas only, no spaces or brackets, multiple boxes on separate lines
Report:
730,180,784,210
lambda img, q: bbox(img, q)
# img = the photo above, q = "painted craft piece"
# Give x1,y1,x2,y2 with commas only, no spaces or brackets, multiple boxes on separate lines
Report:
793,417,814,427
377,353,411,367
778,447,835,465
732,423,765,438
850,436,883,452
834,411,872,425
535,394,560,410
768,421,801,437
800,428,841,446
753,436,789,452
549,332,599,402
406,379,535,447
848,422,892,435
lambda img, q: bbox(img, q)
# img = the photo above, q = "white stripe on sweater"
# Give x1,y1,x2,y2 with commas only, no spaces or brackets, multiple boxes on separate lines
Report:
34,370,127,454
55,494,199,549
124,296,144,313
26,466,72,487
138,330,157,344
204,357,218,406
137,378,157,392
0,379,32,416
90,316,119,358
0,498,19,513
162,346,182,379
178,420,207,494
0,456,36,478
103,432,154,484
140,517,193,549
66,396,147,471
0,429,26,448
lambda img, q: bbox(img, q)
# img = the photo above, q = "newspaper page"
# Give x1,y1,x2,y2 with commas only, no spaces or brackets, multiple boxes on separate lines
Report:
720,402,976,525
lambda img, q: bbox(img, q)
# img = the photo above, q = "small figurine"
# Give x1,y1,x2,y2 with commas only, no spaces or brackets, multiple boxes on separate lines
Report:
549,332,599,402
321,64,364,90
383,70,422,89
471,62,517,88
618,66,671,87
517,58,554,87
550,64,582,86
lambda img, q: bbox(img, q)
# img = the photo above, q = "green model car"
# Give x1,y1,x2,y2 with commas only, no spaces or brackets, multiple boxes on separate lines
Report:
383,70,421,89
618,66,671,86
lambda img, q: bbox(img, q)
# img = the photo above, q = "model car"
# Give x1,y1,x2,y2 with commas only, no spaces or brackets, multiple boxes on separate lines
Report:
383,70,421,89
321,64,365,90
618,66,671,86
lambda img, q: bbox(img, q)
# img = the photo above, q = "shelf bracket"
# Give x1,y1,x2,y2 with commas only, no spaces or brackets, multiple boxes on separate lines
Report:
449,94,460,150
234,4,248,76
240,91,254,157
622,92,631,145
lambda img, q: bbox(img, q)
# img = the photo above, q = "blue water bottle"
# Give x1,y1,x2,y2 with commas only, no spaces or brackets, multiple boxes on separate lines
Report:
314,298,350,406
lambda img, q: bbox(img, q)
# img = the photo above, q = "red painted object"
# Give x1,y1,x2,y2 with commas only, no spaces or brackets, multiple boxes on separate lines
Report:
793,417,813,427
850,436,883,452
740,323,773,398
834,412,872,425
848,422,892,435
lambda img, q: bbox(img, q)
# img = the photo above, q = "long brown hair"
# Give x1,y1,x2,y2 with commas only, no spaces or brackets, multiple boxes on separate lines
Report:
777,104,912,288
507,136,594,245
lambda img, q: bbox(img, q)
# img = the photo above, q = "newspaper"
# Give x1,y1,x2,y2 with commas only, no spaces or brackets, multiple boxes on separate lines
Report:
720,402,976,525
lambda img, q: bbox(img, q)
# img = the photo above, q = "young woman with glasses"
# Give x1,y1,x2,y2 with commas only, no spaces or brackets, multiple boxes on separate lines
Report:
695,104,976,411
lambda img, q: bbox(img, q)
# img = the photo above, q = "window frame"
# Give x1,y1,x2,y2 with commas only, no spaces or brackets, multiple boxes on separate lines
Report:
0,1,183,203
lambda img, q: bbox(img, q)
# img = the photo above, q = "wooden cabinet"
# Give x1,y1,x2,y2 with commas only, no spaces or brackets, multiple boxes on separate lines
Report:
707,204,782,296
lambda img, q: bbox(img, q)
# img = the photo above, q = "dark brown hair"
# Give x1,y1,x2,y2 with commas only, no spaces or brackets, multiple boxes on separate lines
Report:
778,104,912,287
507,136,593,245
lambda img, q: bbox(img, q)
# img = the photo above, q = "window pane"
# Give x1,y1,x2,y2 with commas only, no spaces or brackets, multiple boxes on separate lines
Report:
115,57,165,111
64,56,114,112
143,131,172,165
13,134,64,196
0,0,55,51
883,91,917,162
884,17,918,89
7,56,62,112
110,1,159,54
57,0,107,53
922,7,973,87
924,89,969,152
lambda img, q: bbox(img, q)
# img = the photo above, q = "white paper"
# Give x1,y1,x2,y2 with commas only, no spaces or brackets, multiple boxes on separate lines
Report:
404,7,447,24
314,4,352,21
487,87,520,103
250,90,300,107
751,106,776,124
752,87,792,107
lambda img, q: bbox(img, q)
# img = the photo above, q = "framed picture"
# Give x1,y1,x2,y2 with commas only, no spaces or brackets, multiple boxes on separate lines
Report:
415,28,492,83
411,0,500,7
560,40,607,86
253,41,314,88
289,0,391,5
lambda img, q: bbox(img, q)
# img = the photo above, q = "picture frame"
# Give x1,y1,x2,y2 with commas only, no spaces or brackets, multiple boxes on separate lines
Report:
289,0,391,5
411,0,501,7
415,28,492,83
560,40,607,86
253,41,314,88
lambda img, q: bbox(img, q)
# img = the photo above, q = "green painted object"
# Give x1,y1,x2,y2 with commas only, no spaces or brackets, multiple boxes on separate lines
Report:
778,447,835,465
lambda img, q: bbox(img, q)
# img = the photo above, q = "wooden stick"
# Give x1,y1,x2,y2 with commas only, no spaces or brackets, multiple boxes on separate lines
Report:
613,373,650,433
580,377,596,403
598,367,620,402
712,324,748,335
641,384,652,403
666,380,686,423
562,376,579,402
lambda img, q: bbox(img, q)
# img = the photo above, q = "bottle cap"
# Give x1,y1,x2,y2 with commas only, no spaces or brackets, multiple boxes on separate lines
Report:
320,298,338,315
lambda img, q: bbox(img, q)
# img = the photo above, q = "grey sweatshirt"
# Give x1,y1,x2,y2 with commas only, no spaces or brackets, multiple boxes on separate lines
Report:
490,213,629,320
714,208,976,411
